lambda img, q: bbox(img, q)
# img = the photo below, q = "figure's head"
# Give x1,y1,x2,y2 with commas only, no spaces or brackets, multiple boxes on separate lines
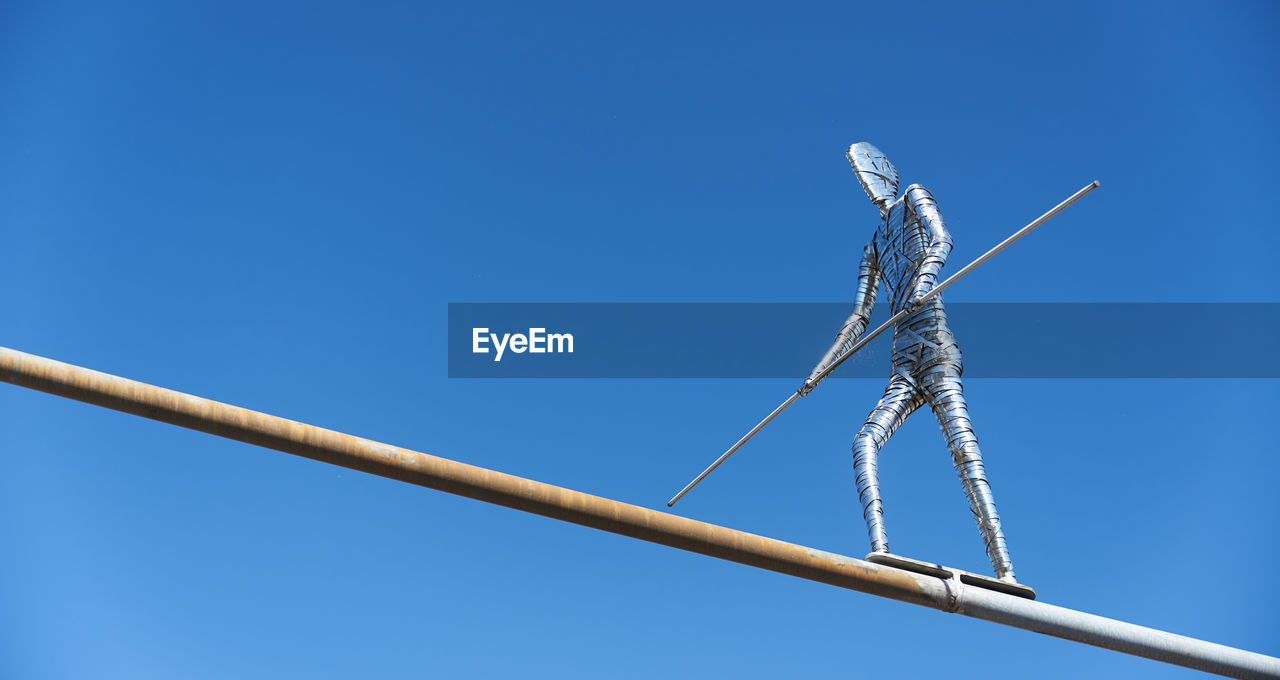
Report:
846,142,899,214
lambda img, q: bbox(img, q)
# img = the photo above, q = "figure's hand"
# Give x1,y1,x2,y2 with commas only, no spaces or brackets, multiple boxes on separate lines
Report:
908,282,933,310
803,315,868,396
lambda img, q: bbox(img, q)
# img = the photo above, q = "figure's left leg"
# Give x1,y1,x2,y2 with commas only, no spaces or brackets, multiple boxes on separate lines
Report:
919,366,1016,582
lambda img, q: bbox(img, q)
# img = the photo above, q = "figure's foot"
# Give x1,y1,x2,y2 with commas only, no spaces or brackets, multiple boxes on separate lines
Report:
864,552,1035,599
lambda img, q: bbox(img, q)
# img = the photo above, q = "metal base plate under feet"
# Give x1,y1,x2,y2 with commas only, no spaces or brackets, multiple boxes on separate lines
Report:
865,552,1036,600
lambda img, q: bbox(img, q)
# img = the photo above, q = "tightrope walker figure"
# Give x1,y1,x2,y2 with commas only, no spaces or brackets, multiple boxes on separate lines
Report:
802,142,1016,583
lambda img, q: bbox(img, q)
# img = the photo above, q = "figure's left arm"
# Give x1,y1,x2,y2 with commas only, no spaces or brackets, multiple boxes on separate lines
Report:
905,184,953,307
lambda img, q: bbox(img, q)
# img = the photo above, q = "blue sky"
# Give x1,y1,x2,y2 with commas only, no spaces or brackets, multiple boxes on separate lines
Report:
2,1,1277,677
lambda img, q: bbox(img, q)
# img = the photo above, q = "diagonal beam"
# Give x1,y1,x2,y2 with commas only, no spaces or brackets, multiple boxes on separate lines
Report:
1,346,1276,679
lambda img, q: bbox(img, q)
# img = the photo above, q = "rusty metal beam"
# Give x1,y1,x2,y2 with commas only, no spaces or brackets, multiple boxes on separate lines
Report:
1,346,1277,679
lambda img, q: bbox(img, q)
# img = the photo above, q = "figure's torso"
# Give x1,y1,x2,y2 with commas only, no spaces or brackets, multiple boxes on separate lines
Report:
873,190,961,375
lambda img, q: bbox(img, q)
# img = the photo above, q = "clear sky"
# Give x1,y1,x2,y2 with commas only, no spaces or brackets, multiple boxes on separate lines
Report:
2,1,1278,678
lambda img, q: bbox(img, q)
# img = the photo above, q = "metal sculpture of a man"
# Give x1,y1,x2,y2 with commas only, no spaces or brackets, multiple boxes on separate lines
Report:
804,142,1016,583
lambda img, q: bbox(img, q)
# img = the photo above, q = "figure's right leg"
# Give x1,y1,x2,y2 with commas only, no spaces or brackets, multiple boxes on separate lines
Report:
919,366,1016,582
852,374,925,553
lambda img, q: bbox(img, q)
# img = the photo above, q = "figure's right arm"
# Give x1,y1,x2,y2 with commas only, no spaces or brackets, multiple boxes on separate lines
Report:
800,244,879,395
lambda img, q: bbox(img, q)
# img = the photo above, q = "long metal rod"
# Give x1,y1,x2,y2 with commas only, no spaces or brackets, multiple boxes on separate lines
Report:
668,181,1100,506
1,346,1277,679
667,391,801,506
